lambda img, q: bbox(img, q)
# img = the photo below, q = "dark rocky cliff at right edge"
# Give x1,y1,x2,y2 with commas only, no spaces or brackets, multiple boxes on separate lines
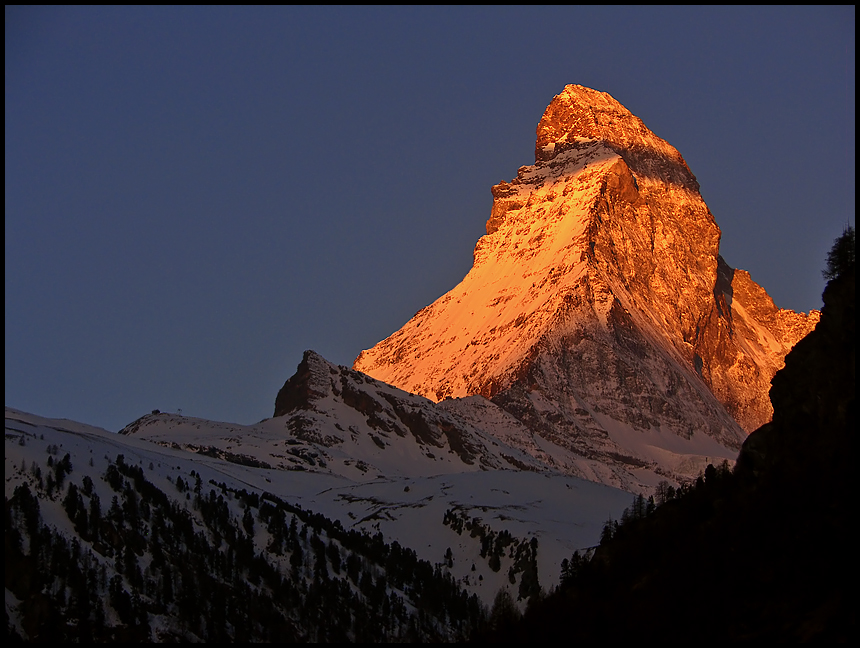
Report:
736,267,854,489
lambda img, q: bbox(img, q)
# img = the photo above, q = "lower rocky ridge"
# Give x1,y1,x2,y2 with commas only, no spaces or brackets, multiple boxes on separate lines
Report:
122,336,805,496
257,351,747,492
123,351,547,482
124,350,745,493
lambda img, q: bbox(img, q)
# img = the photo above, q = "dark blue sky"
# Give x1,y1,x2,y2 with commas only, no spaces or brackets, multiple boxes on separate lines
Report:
6,6,855,432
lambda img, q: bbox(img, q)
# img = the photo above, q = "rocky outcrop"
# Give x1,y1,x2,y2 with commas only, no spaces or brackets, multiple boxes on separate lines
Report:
274,349,333,416
271,350,547,479
695,256,820,432
354,84,818,489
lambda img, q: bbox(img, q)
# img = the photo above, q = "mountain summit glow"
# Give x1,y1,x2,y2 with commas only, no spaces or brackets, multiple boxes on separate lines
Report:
534,84,699,191
354,84,818,490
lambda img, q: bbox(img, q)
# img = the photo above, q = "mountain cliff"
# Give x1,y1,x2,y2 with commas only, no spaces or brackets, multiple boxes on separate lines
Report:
354,85,817,490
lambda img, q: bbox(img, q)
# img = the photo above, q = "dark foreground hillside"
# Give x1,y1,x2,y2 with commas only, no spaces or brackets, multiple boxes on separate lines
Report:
484,265,854,642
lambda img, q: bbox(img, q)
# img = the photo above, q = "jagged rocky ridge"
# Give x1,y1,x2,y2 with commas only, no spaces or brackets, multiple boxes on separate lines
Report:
737,266,855,487
354,84,818,492
120,350,546,482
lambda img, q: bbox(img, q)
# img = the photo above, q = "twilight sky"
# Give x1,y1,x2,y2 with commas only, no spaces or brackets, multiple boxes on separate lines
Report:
6,6,855,432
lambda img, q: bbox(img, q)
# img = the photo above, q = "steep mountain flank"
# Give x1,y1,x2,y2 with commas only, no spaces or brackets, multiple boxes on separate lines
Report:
491,266,854,642
355,85,818,489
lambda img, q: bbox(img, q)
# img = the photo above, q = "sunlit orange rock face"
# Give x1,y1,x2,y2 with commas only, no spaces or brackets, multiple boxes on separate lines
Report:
354,85,818,488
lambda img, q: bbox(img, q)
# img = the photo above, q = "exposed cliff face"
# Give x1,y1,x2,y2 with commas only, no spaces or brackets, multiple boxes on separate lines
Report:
354,84,818,490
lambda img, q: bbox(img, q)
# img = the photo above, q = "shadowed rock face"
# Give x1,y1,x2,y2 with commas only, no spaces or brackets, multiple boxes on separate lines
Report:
274,350,332,417
354,84,818,489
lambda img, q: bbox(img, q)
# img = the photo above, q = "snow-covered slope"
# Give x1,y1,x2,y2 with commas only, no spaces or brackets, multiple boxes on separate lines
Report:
5,404,631,632
354,84,819,491
354,139,620,401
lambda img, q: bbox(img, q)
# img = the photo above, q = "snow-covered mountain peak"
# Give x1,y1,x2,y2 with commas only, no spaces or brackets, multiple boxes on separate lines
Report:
354,84,818,489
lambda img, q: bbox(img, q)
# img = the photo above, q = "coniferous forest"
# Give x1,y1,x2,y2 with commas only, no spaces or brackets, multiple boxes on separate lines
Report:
6,452,486,641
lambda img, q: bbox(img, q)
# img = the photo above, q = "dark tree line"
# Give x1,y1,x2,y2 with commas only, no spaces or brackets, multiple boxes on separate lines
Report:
442,508,542,604
6,453,489,642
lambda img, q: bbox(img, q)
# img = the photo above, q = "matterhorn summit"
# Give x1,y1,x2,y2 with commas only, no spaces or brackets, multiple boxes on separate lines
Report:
355,85,818,490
